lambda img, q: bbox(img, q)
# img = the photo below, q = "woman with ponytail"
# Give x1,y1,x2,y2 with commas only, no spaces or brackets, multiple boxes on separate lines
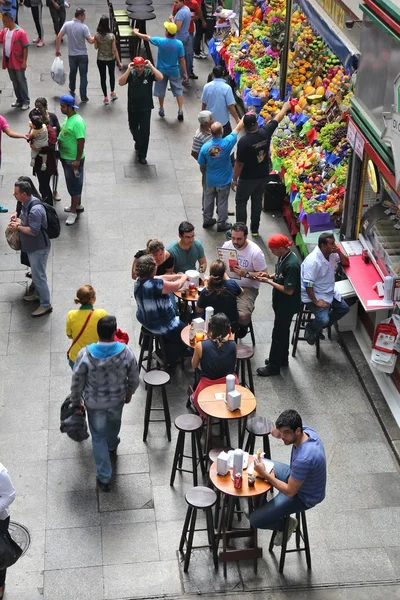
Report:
196,259,242,331
191,312,238,415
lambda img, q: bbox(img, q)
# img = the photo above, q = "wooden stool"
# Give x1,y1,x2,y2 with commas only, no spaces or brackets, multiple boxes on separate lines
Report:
137,326,166,373
179,486,218,572
170,415,206,487
142,370,171,442
291,304,331,359
235,344,255,394
234,319,256,346
269,511,311,573
244,416,273,458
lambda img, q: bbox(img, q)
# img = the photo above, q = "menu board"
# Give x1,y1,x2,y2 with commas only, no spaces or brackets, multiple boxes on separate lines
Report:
216,247,240,279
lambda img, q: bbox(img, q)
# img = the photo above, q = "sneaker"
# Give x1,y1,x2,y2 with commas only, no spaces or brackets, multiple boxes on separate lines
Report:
0,205,8,213
217,222,232,232
103,96,109,105
21,104,30,111
189,72,198,79
11,101,22,108
65,212,78,226
80,97,89,103
40,163,47,171
64,205,84,213
32,37,40,43
304,327,316,346
110,92,118,101
23,293,39,302
158,109,165,118
251,231,259,237
53,191,61,201
36,40,45,47
138,157,147,165
273,516,298,546
177,110,184,121
31,305,53,317
256,365,280,377
265,358,289,367
200,51,208,59
194,53,203,59
203,218,216,229
97,479,111,492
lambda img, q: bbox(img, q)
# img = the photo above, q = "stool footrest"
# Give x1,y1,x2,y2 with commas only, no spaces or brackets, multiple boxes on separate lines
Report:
219,547,262,562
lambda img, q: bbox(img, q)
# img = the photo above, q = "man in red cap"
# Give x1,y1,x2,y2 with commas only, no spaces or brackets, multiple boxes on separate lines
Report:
119,57,163,164
256,233,301,377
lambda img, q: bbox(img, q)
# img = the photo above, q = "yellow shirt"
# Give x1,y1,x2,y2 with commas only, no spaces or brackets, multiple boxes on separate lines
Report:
66,306,108,363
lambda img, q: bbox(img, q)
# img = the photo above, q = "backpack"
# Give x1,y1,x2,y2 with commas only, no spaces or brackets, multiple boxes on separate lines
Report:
28,198,60,240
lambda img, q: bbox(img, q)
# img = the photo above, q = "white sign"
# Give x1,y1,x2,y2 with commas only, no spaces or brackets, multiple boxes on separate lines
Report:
347,120,356,148
382,72,400,192
354,133,364,160
216,247,240,279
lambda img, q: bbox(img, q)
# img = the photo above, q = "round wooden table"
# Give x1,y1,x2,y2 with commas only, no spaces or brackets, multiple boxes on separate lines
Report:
174,289,199,323
210,460,271,575
198,383,256,454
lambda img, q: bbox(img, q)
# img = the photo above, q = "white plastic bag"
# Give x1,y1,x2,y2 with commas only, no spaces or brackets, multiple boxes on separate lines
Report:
50,56,66,86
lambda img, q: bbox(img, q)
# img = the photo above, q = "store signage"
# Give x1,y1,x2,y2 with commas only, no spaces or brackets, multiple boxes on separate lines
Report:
382,72,400,192
347,120,356,149
367,160,379,194
354,133,364,160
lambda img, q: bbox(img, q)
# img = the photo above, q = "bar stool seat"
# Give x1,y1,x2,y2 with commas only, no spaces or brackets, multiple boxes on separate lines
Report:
244,416,273,458
179,486,218,571
235,344,255,394
142,370,171,442
291,303,331,359
269,511,311,573
137,326,166,373
234,319,256,345
170,415,206,487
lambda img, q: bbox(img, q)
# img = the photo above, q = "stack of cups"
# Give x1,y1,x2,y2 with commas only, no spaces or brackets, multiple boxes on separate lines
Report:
205,306,214,332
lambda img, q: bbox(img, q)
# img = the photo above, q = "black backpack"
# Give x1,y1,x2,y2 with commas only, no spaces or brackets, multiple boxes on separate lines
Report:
28,198,60,240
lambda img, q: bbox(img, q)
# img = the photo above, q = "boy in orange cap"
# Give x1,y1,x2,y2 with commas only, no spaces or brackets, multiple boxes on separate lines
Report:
256,234,301,377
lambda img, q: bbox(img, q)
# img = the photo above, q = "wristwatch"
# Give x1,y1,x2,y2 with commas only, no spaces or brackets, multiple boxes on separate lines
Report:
245,271,250,278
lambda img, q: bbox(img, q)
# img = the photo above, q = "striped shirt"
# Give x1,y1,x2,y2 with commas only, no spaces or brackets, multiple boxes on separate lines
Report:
290,426,326,508
191,127,212,156
134,277,180,335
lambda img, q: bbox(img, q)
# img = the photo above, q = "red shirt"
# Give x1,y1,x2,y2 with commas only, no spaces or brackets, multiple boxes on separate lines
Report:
172,0,200,33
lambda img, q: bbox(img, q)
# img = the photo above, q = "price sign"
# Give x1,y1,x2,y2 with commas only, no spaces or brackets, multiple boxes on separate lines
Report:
354,132,364,160
325,95,342,123
347,120,356,148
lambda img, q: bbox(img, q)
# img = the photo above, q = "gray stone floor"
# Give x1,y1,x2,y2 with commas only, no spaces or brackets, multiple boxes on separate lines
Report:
0,2,400,599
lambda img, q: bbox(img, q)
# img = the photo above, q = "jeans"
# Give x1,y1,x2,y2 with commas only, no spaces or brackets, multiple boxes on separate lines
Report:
187,33,194,75
235,177,267,233
180,36,190,78
269,307,297,369
27,246,51,307
49,3,66,34
87,404,124,483
128,110,151,159
7,67,30,105
69,54,89,100
0,516,10,587
305,297,349,335
250,462,307,531
203,183,230,227
97,59,115,97
31,4,44,39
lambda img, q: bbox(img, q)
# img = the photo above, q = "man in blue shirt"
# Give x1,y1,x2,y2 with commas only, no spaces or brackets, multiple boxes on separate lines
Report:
133,22,187,121
201,65,240,137
170,0,191,85
198,118,243,231
251,409,326,546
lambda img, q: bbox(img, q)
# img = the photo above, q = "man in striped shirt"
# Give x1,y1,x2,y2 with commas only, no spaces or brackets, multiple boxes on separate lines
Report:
191,110,213,225
251,409,326,546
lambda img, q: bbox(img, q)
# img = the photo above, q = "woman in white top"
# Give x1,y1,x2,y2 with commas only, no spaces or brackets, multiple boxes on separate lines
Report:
0,463,16,600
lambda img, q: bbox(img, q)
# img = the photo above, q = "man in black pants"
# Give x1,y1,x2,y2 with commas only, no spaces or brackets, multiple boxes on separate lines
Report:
118,57,163,165
48,0,66,36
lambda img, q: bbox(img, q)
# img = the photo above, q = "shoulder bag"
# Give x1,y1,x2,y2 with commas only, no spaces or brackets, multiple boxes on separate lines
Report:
67,309,94,359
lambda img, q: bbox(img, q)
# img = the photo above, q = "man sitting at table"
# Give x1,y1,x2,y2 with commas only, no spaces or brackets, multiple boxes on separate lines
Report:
301,232,350,345
134,255,189,367
251,409,326,545
168,221,207,274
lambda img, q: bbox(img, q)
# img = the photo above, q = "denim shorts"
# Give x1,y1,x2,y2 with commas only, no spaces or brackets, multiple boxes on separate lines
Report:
61,157,85,196
154,75,183,98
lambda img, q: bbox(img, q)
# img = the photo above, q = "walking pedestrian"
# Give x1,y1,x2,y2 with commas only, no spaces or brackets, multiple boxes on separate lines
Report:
30,0,45,47
70,315,140,491
0,113,28,213
34,96,61,202
201,65,239,137
255,234,301,377
198,118,244,231
170,0,194,83
0,462,16,600
7,179,52,317
48,0,66,36
133,22,187,121
66,285,108,369
58,94,86,225
0,12,30,111
118,57,163,164
55,7,95,103
232,102,291,236
191,109,213,213
94,15,122,106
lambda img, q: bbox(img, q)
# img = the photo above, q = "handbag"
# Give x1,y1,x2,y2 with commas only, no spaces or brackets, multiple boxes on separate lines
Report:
0,529,23,570
5,226,21,251
67,310,94,359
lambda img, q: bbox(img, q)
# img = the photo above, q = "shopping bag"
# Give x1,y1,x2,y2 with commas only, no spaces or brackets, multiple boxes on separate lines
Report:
0,529,23,570
50,56,66,86
5,226,21,251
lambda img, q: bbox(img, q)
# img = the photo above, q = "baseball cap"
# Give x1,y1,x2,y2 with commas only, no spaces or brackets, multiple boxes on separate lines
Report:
59,94,79,109
243,112,257,129
268,234,293,249
133,56,145,65
164,21,177,35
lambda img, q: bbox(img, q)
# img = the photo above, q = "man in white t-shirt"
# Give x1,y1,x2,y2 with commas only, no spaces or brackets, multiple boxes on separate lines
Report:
222,221,266,330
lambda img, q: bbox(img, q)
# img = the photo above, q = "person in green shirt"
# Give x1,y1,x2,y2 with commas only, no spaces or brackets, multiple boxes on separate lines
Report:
57,94,86,226
167,221,207,273
118,57,163,165
256,233,301,377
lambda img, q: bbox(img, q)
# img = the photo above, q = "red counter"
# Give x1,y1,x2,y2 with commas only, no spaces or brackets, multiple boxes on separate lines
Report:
344,255,394,312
